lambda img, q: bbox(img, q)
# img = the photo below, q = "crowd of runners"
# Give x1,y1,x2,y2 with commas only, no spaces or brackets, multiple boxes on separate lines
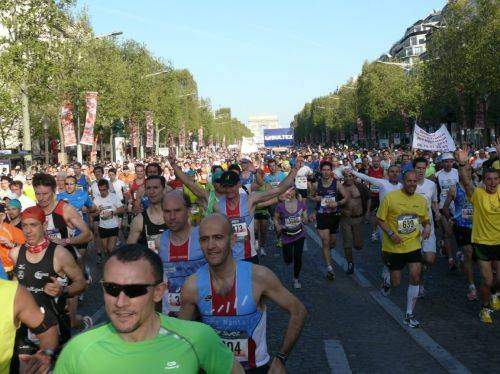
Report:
0,141,498,373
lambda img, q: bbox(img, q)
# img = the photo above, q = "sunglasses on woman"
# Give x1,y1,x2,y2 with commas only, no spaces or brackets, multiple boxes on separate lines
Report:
101,281,162,298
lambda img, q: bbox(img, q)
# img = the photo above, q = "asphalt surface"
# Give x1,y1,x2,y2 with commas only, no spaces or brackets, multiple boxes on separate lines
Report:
76,223,500,373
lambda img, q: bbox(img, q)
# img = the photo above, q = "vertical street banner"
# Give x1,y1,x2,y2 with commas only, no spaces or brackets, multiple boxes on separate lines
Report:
356,118,365,140
401,110,410,135
130,115,139,148
80,92,98,146
198,127,203,147
167,132,174,147
370,123,377,140
179,127,185,147
474,99,485,129
60,100,77,147
339,130,345,141
456,85,467,129
145,111,154,148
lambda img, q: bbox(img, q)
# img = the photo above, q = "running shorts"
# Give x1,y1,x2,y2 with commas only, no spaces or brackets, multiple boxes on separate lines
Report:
316,213,340,233
98,227,119,238
382,249,422,271
454,225,472,247
473,243,500,262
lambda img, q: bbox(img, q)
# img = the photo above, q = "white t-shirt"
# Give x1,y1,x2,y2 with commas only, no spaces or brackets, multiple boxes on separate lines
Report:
295,166,312,190
109,179,126,202
416,179,437,221
93,192,122,229
90,181,99,199
472,157,487,170
436,168,459,209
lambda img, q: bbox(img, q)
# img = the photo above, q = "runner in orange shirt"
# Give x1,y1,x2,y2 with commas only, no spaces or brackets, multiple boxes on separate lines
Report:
0,205,25,276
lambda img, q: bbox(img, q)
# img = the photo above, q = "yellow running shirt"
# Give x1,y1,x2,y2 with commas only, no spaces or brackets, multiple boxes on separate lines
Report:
471,186,500,245
377,189,429,254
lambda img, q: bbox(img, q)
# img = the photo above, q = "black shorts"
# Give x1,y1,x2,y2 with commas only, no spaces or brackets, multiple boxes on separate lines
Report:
454,226,472,247
254,211,270,220
316,213,340,233
98,227,119,238
370,196,380,212
383,249,422,271
297,188,308,198
473,243,500,262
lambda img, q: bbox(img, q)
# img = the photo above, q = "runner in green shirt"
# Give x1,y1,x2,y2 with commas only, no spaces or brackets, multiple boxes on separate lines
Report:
54,244,241,374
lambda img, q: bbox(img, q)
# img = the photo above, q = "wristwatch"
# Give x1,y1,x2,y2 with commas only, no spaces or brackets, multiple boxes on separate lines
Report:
275,352,288,365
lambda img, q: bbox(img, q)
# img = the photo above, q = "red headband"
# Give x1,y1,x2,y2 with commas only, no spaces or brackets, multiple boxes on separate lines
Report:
21,206,46,224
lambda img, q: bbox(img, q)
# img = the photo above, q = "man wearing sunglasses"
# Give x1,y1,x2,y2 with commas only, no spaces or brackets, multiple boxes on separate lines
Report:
54,244,243,374
179,214,307,373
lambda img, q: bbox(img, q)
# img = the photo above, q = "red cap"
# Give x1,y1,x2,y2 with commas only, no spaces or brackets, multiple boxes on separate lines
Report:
21,206,46,224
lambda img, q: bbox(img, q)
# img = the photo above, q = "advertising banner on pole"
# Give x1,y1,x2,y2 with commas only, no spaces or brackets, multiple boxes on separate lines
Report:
263,128,294,148
145,111,154,148
80,92,98,146
198,127,203,147
114,137,125,163
474,99,485,130
356,118,365,140
401,110,410,135
412,124,456,152
130,116,139,148
60,100,77,147
90,134,98,163
340,130,345,141
370,123,377,141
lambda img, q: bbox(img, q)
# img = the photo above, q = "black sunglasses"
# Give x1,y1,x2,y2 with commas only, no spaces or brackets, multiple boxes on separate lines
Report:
101,281,161,298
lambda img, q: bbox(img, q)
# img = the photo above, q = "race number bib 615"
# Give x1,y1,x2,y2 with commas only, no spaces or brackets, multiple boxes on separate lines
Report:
397,214,418,235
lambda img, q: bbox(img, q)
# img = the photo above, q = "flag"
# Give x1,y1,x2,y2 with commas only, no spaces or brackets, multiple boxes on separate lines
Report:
130,115,138,148
145,111,154,148
198,127,204,147
356,118,365,140
60,100,77,147
80,92,98,146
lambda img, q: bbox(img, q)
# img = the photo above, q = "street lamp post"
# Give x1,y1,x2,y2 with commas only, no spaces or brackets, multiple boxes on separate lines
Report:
43,116,49,165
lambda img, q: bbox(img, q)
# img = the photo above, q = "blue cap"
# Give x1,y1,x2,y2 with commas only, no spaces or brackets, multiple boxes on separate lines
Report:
7,199,22,210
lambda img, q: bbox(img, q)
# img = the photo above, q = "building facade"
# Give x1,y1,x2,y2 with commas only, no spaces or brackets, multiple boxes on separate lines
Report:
247,114,279,148
379,11,442,65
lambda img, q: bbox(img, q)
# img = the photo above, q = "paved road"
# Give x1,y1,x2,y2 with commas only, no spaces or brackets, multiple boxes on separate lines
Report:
77,223,499,373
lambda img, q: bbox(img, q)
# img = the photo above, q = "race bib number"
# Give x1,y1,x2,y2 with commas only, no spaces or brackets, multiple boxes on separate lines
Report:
461,208,473,221
285,215,302,229
296,176,308,190
46,229,61,240
231,218,248,240
397,214,418,235
100,206,113,220
168,292,181,312
221,336,249,362
321,196,335,207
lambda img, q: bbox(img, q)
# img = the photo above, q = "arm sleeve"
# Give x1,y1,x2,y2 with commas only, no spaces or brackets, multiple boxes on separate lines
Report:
353,171,383,186
195,324,234,374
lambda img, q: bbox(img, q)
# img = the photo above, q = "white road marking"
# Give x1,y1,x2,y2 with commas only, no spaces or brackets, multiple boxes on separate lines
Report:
305,225,471,374
324,340,352,374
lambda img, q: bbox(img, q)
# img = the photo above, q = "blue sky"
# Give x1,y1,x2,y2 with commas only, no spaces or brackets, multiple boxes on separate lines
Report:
81,0,446,127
